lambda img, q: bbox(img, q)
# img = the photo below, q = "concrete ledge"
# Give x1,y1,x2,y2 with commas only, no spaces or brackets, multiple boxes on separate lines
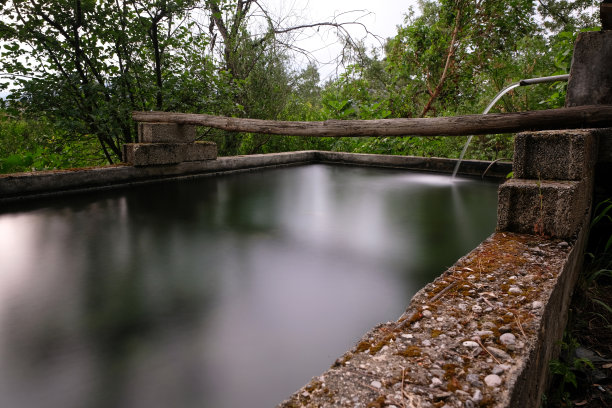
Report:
0,151,509,203
123,141,217,166
497,178,590,239
513,129,598,180
0,151,317,202
316,151,512,179
279,227,587,408
138,122,196,143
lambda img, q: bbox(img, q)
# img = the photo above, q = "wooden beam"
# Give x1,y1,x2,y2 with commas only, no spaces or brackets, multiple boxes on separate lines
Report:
133,105,612,137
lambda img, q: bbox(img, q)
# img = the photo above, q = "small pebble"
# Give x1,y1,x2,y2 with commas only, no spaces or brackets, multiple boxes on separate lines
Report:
488,347,511,361
431,377,443,387
422,310,433,318
458,303,468,311
401,333,414,339
532,301,544,309
472,389,483,402
422,340,432,347
462,341,479,348
370,380,382,389
484,374,502,387
500,333,517,346
466,374,481,386
465,400,475,408
499,325,512,333
472,305,483,313
558,241,569,248
455,390,470,398
508,286,522,295
493,364,511,375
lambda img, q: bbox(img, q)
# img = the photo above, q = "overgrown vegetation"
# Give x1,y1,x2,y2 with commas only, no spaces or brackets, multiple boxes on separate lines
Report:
0,112,104,172
0,0,601,172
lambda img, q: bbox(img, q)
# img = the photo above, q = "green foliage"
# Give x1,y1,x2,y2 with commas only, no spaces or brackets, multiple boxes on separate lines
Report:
0,0,244,163
312,0,599,162
546,334,595,406
0,112,103,173
0,0,603,169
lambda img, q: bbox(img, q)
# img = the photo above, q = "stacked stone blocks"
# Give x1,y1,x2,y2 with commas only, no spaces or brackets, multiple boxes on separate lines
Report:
123,123,217,166
497,129,597,239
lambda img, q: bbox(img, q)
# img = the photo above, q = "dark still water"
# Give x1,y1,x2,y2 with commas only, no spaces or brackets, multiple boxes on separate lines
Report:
0,164,498,408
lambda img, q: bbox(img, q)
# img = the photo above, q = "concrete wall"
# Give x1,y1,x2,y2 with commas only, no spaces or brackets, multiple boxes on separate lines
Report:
0,151,510,204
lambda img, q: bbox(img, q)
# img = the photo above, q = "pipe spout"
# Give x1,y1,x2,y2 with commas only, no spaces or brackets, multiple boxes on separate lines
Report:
519,74,570,86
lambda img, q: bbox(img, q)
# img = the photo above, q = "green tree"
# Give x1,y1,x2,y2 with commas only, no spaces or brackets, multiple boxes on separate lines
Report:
0,0,217,163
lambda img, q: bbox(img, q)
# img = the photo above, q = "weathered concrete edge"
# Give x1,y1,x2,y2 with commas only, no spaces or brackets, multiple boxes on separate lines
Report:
0,151,317,203
316,151,512,179
506,211,590,407
0,151,511,203
278,222,588,408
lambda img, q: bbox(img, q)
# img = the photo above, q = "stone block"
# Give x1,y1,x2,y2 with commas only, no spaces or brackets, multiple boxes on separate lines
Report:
566,31,612,106
123,142,217,166
138,122,196,143
184,141,218,162
513,129,598,180
497,178,590,239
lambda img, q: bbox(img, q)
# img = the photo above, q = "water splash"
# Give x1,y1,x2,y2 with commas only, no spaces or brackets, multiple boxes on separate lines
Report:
451,82,521,179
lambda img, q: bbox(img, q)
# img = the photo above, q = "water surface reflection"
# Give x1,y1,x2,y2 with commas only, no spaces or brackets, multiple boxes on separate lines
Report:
0,164,498,408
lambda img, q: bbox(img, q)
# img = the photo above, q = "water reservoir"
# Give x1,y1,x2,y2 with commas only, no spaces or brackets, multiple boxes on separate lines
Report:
0,164,498,408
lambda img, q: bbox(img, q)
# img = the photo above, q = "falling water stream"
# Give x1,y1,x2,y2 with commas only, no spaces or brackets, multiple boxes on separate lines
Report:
451,74,570,179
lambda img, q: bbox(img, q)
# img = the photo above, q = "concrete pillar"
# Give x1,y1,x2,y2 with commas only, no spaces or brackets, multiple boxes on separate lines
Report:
566,31,612,107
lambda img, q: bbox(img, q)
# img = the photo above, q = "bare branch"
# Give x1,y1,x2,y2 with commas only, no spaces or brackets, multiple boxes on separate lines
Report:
420,8,462,117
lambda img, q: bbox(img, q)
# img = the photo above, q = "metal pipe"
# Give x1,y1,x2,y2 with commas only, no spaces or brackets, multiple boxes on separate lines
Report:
519,74,570,86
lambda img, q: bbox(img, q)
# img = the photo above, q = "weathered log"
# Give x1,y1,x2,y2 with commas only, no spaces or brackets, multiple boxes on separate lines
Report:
132,105,612,137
